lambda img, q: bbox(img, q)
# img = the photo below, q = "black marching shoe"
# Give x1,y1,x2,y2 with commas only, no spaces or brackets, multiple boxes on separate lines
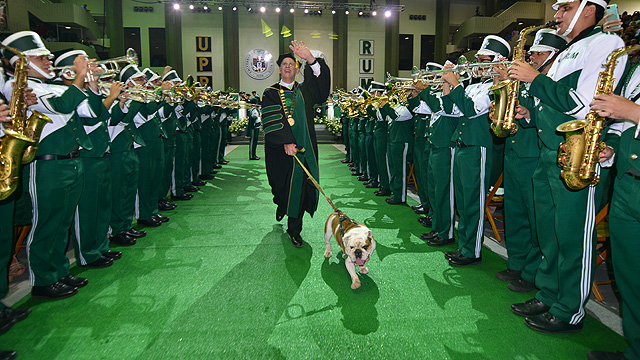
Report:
103,250,123,260
351,171,362,176
511,298,550,317
171,193,192,201
349,167,356,171
200,174,215,180
357,175,369,182
110,233,137,246
508,278,537,293
192,179,207,186
58,275,88,288
126,228,147,238
221,160,230,165
80,256,113,268
385,198,405,205
449,255,481,266
153,214,170,223
341,159,350,163
414,207,427,215
496,269,522,281
31,282,78,300
250,156,261,160
0,308,32,334
445,249,462,260
420,231,439,240
138,218,161,227
276,209,285,222
365,182,379,188
289,233,303,248
185,185,200,193
411,204,423,211
587,351,628,360
428,237,455,247
418,216,432,227
158,201,175,211
525,312,583,334
347,162,354,167
0,351,17,360
213,164,222,169
375,189,391,196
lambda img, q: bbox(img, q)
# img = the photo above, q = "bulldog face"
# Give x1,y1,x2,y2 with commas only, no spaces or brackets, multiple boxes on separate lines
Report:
343,227,374,266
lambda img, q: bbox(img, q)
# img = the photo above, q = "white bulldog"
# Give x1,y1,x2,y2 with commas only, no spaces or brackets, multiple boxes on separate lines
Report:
324,210,376,289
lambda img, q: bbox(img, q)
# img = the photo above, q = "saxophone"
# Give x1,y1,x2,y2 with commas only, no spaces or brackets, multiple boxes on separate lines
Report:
556,45,640,190
0,44,52,200
489,21,557,137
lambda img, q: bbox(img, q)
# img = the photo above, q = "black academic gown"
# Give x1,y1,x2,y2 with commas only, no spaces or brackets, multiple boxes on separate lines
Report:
261,58,330,233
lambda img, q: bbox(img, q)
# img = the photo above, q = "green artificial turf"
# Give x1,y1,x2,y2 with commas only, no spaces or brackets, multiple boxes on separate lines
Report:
2,144,628,359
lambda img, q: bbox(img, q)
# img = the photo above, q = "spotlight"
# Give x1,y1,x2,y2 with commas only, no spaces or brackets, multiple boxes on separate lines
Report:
203,5,208,10
304,8,309,13
331,9,336,14
189,4,194,10
275,7,280,12
384,10,391,18
358,11,363,15
289,7,294,13
317,10,322,15
372,10,377,16
218,6,222,10
173,3,180,10
345,9,349,14
247,7,251,11
232,6,237,11
260,6,265,13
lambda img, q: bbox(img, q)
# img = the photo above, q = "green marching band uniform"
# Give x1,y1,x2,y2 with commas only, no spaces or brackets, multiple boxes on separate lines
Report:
349,107,360,175
525,24,625,328
364,88,379,188
261,55,330,237
217,105,234,164
247,99,261,159
2,32,102,296
381,101,413,204
199,103,217,179
188,95,203,184
443,35,509,263
357,109,367,180
372,89,391,196
341,109,350,162
500,30,565,290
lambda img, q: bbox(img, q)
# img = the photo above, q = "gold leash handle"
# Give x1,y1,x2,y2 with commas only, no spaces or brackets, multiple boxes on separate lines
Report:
292,148,338,212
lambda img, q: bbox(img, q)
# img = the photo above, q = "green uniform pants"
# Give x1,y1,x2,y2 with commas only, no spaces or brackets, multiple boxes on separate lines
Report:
374,130,390,190
503,150,540,282
388,142,409,203
358,132,367,177
532,148,597,325
191,130,202,180
609,174,640,360
212,124,220,167
218,123,228,163
427,145,455,239
110,150,139,236
343,124,350,161
161,137,176,199
365,132,378,185
453,145,491,259
350,130,360,172
136,138,164,220
201,121,214,175
73,156,111,265
413,136,431,212
0,197,15,307
25,158,83,286
174,131,189,195
249,128,260,158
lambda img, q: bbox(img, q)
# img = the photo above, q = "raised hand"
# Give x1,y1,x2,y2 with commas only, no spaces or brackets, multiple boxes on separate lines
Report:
289,40,315,64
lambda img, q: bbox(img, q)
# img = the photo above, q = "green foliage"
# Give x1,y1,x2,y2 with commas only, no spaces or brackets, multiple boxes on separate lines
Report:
229,117,248,134
314,116,342,136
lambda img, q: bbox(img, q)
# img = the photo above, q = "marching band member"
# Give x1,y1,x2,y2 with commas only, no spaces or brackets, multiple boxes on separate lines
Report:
370,84,392,197
508,0,625,333
363,92,379,189
441,35,510,266
247,97,261,160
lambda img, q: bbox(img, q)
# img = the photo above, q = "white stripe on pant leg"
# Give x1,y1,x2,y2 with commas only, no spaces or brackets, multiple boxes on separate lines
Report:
134,191,140,219
171,157,177,195
73,206,87,265
401,142,408,202
448,147,456,239
570,167,598,325
385,152,391,184
475,146,487,258
26,162,38,285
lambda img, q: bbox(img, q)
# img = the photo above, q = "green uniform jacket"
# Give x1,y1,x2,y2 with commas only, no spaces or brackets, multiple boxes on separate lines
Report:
445,82,493,148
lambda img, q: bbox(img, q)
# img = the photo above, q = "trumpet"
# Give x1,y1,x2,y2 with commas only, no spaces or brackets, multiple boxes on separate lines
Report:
51,48,138,81
120,88,163,103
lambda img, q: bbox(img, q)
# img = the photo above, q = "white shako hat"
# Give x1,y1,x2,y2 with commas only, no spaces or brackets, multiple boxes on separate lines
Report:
119,64,145,84
162,69,181,82
142,68,160,83
53,50,87,67
1,31,51,65
476,35,511,59
368,81,386,93
530,29,567,53
425,62,444,71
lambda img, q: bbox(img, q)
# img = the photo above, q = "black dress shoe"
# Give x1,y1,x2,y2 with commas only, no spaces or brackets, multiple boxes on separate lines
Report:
349,167,356,171
375,189,391,196
192,180,207,186
200,174,215,180
428,237,455,247
351,171,362,176
420,231,439,240
496,269,522,281
250,157,261,160
508,278,537,293
152,214,170,223
185,185,200,192
31,282,78,300
511,298,551,317
418,216,432,227
445,249,461,259
525,312,583,334
0,351,17,360
171,193,192,201
385,198,405,205
411,204,423,211
347,162,354,167
0,308,32,334
221,160,230,165
414,207,427,215
449,255,481,266
80,256,114,268
213,164,222,169
365,182,379,188
158,202,175,211
138,218,162,227
103,250,123,260
110,233,137,246
357,175,369,182
161,199,178,208
276,209,285,222
587,351,628,360
126,228,147,238
58,275,88,288
290,233,303,248
341,159,350,163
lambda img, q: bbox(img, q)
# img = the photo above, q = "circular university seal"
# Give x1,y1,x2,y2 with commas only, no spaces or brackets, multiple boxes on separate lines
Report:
244,49,275,80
